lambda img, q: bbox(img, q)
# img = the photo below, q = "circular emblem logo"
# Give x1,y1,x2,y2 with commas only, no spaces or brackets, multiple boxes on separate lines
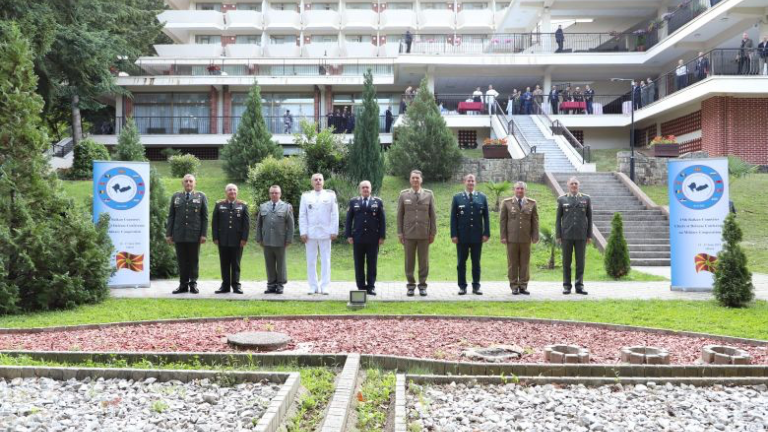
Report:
97,167,146,210
673,165,724,210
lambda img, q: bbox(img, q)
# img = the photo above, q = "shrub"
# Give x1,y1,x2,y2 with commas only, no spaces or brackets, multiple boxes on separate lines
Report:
148,167,177,278
347,69,385,193
388,77,462,181
247,156,305,217
603,212,631,279
295,120,347,178
168,153,201,178
324,175,357,241
114,117,146,161
713,213,754,307
69,138,110,179
160,147,181,159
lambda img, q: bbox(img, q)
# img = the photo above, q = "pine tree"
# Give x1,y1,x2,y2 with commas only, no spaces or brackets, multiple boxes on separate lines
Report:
603,212,631,279
114,117,146,161
347,69,385,193
222,84,282,181
713,213,754,307
388,77,462,181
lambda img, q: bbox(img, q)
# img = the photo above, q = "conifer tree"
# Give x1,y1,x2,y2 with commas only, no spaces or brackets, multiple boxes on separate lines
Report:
222,84,282,181
713,213,754,307
347,69,385,193
388,77,462,181
114,117,146,162
603,212,631,278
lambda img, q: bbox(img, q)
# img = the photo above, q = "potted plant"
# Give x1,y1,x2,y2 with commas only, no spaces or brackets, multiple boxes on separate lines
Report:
634,29,647,51
207,64,221,75
482,137,510,159
650,135,680,157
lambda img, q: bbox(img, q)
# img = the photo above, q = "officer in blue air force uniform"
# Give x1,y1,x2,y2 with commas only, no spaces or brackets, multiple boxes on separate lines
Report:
450,174,490,295
345,180,386,296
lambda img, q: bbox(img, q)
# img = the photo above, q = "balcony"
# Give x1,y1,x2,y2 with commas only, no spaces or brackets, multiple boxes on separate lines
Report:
379,10,417,32
265,10,302,31
265,43,301,57
342,9,378,31
226,44,263,58
157,10,225,42
379,41,403,57
417,10,455,33
154,44,223,58
456,10,494,33
303,42,341,57
342,41,378,57
225,10,264,31
302,10,342,31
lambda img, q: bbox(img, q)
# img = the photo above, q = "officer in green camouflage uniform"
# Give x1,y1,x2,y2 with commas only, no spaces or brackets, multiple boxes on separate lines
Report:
556,176,592,295
166,174,208,294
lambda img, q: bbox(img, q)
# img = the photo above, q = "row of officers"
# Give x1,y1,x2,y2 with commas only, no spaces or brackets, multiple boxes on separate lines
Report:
166,172,592,296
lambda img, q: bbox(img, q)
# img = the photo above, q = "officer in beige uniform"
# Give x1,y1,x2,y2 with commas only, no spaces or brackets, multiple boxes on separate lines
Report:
397,170,437,297
500,181,539,295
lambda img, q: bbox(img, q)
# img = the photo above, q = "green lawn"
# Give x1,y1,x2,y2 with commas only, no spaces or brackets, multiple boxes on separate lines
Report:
589,148,624,172
60,160,660,283
641,174,768,273
2,298,768,340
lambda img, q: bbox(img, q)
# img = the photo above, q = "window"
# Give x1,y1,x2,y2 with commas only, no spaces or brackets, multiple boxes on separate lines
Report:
346,3,371,9
196,2,222,11
387,2,413,9
132,93,211,134
232,92,314,133
461,2,488,10
271,2,298,11
195,35,222,44
235,35,261,44
311,35,338,43
236,2,262,10
346,35,372,43
270,35,298,45
494,2,506,11
422,2,448,9
308,3,338,10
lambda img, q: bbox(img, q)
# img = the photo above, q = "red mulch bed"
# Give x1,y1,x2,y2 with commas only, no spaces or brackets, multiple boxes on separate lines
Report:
1,318,766,364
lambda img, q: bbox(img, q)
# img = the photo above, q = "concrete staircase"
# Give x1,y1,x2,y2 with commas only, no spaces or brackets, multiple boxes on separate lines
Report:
512,115,576,172
553,172,670,266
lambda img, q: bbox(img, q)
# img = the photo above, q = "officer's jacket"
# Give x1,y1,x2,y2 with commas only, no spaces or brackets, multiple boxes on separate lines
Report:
397,188,437,240
166,191,208,243
450,191,490,244
299,189,339,240
500,196,539,244
211,199,249,247
345,196,386,244
556,193,593,240
256,200,294,248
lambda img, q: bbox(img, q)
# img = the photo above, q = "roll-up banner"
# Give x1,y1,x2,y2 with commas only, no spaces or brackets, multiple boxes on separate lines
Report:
668,158,729,292
93,161,151,288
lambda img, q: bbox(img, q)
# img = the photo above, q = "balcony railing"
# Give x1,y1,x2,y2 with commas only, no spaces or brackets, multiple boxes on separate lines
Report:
128,58,395,77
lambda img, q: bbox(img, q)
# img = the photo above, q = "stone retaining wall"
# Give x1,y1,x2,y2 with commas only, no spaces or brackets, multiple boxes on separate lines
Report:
452,153,545,183
617,150,710,185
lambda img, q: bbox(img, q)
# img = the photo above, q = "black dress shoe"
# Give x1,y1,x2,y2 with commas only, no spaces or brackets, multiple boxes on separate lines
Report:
232,287,244,294
172,286,188,294
419,287,427,297
407,286,415,297
264,287,276,294
458,287,467,296
562,287,572,295
189,285,199,294
276,286,284,294
575,288,588,295
367,289,377,296
215,287,230,294
511,287,520,295
519,288,530,295
472,288,483,295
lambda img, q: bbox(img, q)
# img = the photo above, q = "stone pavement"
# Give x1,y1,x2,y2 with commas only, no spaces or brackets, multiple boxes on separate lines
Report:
110,270,768,302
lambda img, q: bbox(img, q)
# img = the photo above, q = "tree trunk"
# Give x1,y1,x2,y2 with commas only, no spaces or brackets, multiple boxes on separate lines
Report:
71,94,83,145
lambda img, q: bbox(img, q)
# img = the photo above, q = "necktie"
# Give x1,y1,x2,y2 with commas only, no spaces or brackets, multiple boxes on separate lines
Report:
364,198,368,209
230,202,234,210
469,193,473,203
518,198,523,209
272,202,276,211
185,192,190,201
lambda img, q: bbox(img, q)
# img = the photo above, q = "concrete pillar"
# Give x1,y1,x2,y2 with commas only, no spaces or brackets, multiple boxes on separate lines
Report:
543,67,552,94
115,94,124,135
426,65,436,94
541,7,552,52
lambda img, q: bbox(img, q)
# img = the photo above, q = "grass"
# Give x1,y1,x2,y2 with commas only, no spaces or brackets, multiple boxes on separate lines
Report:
589,148,625,172
640,174,768,273
59,160,661,283
287,368,336,432
459,147,483,159
2,298,768,340
356,369,397,432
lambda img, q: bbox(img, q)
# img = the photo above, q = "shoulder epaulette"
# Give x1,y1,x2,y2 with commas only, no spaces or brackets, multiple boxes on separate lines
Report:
400,189,410,193
527,197,537,202
502,197,515,202
558,194,567,198
236,200,246,205
217,199,227,204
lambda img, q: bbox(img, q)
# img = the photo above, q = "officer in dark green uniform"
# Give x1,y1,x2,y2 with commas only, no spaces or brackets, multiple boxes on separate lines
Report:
212,183,249,294
450,174,490,295
166,174,208,294
556,176,592,295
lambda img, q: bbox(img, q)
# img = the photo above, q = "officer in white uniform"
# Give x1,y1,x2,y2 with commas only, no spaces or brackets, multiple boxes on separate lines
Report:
299,173,339,294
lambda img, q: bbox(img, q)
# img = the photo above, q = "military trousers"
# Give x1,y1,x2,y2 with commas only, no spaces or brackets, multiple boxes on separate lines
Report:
506,242,532,288
263,246,287,288
353,242,379,291
175,242,200,287
218,245,243,290
456,243,482,289
404,239,430,288
562,239,587,289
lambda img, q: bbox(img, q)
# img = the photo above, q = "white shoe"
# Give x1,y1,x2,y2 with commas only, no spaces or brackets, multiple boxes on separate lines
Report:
307,291,315,295
320,292,329,296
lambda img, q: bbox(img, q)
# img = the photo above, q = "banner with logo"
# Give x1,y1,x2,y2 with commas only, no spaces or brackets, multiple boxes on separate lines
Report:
668,158,729,291
93,161,151,288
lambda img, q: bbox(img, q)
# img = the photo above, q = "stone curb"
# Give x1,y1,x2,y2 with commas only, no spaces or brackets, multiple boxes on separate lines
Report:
320,353,360,432
2,314,767,347
2,351,767,378
0,366,299,432
394,374,407,432
614,171,670,218
404,374,768,387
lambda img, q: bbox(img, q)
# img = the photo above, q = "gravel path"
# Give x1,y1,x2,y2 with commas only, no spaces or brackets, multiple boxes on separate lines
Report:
0,376,278,432
1,318,767,364
407,382,768,431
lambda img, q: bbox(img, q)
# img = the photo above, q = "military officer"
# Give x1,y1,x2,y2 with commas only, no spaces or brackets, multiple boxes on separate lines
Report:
345,180,386,296
299,173,339,295
450,174,490,295
166,174,208,294
212,184,249,294
500,181,539,295
556,176,593,295
397,170,437,297
256,185,295,294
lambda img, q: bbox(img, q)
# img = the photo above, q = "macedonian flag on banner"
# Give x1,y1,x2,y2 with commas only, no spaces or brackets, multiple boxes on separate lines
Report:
694,253,717,273
116,252,145,272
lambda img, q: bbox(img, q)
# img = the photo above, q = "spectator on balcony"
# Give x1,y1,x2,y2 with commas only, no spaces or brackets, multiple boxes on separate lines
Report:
555,25,564,53
404,30,413,54
340,106,350,133
326,110,334,132
640,80,649,108
694,52,710,81
633,80,643,110
513,90,523,115
646,77,656,104
485,85,499,114
562,86,572,102
506,90,517,116
533,85,543,114
472,86,483,103
346,112,356,134
571,87,584,114
399,96,407,115
283,110,294,134
758,36,768,76
522,87,533,115
385,107,393,133
548,86,559,115
332,109,342,133
738,32,754,75
675,59,688,91
584,85,595,115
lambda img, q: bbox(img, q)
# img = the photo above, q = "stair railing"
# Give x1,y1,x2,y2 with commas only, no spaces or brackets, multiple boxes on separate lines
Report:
495,101,535,155
534,100,590,164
